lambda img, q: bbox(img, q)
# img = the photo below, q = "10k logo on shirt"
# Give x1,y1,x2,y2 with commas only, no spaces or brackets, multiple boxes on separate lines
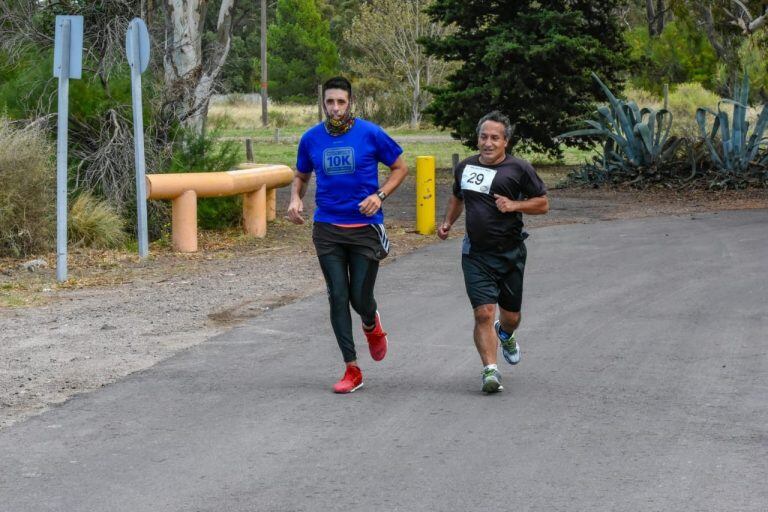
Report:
323,147,355,175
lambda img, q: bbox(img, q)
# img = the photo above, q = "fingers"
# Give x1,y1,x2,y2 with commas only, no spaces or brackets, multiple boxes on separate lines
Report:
287,202,305,224
287,210,304,224
358,196,381,217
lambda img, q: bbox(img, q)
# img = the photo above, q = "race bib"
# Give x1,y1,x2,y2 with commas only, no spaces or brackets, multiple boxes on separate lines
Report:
460,164,496,194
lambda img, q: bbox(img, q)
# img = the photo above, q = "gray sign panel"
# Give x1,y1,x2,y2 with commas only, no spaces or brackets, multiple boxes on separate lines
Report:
53,15,84,79
126,18,150,73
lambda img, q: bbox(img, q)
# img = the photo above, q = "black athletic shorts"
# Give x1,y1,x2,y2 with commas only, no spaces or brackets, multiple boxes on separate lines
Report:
312,222,390,261
461,242,527,312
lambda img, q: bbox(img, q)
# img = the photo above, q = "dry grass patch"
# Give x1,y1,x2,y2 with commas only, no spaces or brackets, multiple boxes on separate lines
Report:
0,119,55,257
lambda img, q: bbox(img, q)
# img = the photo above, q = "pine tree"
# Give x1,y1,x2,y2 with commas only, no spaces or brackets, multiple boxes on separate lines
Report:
268,0,340,102
423,0,631,156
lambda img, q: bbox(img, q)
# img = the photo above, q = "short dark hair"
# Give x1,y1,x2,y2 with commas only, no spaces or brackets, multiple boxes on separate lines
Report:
322,76,352,98
476,111,514,141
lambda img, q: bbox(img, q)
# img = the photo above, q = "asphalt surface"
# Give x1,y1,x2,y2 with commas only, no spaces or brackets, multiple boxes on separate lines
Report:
1,210,766,512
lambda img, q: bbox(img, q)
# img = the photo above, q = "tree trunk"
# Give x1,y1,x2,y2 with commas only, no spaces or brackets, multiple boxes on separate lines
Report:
411,67,421,129
163,0,235,135
646,0,657,36
646,0,665,36
655,0,665,35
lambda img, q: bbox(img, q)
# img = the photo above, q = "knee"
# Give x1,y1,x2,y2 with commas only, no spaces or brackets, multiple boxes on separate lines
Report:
326,287,349,308
500,310,521,331
473,304,495,326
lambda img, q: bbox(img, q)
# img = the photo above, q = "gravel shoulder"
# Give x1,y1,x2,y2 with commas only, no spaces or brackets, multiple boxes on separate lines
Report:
2,173,767,429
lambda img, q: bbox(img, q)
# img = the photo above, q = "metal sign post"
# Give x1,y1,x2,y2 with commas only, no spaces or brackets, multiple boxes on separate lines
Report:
53,15,84,282
126,18,151,258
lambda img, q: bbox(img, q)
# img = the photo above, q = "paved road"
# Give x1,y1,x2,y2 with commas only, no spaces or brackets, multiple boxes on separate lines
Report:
1,210,766,511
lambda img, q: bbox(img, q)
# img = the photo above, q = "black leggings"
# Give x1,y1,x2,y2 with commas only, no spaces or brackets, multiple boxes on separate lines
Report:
318,245,379,363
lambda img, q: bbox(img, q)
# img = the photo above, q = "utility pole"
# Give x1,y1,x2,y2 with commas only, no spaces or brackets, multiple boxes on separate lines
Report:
261,0,268,126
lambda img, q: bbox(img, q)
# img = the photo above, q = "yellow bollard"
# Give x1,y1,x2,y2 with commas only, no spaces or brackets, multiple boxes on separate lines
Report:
416,156,436,235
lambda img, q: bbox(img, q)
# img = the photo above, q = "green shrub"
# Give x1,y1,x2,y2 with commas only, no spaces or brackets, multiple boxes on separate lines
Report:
167,130,243,229
625,83,725,138
68,193,127,248
0,119,55,257
668,83,721,138
625,20,719,94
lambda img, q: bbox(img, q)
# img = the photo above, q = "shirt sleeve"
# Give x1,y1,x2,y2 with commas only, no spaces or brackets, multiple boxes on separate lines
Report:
296,135,313,174
373,126,404,167
520,162,548,198
452,162,464,200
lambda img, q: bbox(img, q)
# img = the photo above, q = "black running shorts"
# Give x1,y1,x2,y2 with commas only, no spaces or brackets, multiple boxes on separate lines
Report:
312,222,390,261
461,242,527,312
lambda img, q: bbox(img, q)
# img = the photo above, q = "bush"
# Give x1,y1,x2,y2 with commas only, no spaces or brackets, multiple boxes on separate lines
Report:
624,84,721,138
667,83,720,138
352,77,412,126
625,20,719,94
0,120,55,257
68,193,127,248
167,130,243,229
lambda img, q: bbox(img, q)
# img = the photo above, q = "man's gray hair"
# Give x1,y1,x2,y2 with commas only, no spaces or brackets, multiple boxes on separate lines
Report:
476,111,514,141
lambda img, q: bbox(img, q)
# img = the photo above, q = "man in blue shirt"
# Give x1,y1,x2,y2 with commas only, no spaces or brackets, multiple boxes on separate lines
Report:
288,76,408,393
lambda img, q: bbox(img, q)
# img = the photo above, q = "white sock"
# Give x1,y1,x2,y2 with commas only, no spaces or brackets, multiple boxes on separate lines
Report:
484,364,498,372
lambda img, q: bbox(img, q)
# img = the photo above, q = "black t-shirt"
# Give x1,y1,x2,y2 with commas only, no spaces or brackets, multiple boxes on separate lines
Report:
452,154,547,251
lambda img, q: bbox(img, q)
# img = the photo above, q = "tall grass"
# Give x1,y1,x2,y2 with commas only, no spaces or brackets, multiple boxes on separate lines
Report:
209,101,319,132
0,119,55,257
623,83,753,138
68,192,127,249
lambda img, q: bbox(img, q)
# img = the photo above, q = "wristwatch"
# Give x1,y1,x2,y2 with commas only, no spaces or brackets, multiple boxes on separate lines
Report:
376,190,387,201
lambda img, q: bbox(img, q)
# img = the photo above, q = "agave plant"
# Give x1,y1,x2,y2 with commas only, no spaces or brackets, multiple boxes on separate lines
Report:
559,73,684,180
696,74,768,176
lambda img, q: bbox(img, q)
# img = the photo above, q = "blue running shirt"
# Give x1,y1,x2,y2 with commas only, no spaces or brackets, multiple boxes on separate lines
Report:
296,119,403,224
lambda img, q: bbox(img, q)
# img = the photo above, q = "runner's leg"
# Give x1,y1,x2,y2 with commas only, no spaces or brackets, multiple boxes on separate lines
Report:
317,245,356,363
348,251,379,327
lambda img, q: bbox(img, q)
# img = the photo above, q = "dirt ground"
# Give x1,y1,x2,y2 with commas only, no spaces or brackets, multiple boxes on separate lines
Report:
2,169,767,429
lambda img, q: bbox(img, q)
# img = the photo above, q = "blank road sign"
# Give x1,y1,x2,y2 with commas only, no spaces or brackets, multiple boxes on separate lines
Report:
53,15,84,79
126,18,150,73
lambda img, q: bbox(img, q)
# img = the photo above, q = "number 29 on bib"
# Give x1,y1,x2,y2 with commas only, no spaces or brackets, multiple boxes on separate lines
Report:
461,165,497,194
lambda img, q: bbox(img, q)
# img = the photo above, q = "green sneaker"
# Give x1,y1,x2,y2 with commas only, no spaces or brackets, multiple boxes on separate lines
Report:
481,368,503,393
495,320,520,365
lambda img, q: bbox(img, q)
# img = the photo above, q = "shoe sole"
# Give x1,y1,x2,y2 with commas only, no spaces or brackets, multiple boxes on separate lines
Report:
495,321,519,365
371,335,387,361
503,349,521,365
482,380,503,393
368,311,388,362
333,382,364,394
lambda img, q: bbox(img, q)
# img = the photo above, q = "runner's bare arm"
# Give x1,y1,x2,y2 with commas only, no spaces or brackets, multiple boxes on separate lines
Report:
438,194,465,240
492,194,549,215
358,156,408,217
287,171,311,224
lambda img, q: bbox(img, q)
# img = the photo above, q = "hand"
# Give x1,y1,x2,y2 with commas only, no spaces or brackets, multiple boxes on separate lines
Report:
493,194,517,213
358,194,382,217
287,198,305,224
437,222,451,240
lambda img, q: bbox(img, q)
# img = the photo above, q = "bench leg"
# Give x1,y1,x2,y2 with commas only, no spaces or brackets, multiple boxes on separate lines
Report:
172,189,198,252
243,185,267,238
267,188,277,221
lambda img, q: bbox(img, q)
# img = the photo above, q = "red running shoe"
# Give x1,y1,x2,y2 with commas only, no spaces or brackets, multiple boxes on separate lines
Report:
333,365,363,394
363,311,388,361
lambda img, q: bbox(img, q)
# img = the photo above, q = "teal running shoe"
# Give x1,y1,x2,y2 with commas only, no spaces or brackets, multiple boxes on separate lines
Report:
495,320,520,365
481,368,503,393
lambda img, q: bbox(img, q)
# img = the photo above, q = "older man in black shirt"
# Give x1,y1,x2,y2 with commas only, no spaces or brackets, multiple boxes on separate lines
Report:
438,111,549,393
